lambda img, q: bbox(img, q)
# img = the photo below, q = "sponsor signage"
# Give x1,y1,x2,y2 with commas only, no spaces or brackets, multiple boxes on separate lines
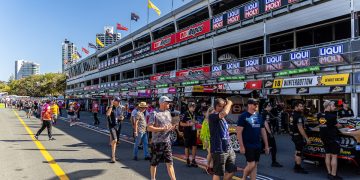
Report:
133,44,151,57
168,87,177,94
282,76,321,88
212,14,224,30
184,86,194,93
176,20,211,43
288,0,299,3
218,75,245,81
245,80,262,89
265,0,282,12
244,57,260,74
177,87,185,93
225,62,241,74
155,84,169,88
157,88,169,94
225,82,246,91
150,72,171,81
330,86,346,93
320,74,349,86
275,66,320,76
289,50,311,68
92,95,103,98
265,54,283,71
212,64,222,76
136,86,146,90
269,88,281,95
151,34,176,51
182,80,200,86
193,85,204,92
319,44,345,65
264,80,274,88
218,53,237,61
119,51,133,62
296,87,309,94
227,8,241,25
272,79,283,88
176,66,210,77
120,88,129,91
203,85,214,93
244,1,260,19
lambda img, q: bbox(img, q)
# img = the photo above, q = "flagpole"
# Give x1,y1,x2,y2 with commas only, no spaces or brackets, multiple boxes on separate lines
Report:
147,0,149,25
172,0,174,11
130,18,132,34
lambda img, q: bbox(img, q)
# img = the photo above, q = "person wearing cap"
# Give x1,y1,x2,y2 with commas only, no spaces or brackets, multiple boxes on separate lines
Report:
106,97,124,163
262,102,282,168
319,100,343,180
338,100,354,118
34,100,55,141
237,98,269,180
147,96,176,180
180,102,199,168
289,101,310,174
133,102,151,161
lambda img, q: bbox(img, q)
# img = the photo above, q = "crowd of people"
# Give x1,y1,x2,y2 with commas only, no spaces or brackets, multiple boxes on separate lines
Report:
8,95,355,180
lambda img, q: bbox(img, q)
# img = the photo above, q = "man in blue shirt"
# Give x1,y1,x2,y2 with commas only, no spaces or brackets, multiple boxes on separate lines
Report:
237,98,269,180
209,98,236,180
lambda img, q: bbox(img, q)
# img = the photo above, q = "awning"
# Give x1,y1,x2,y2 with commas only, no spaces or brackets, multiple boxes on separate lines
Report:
268,86,351,95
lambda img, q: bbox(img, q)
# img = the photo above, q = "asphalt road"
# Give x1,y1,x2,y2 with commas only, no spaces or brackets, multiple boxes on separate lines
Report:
0,108,359,180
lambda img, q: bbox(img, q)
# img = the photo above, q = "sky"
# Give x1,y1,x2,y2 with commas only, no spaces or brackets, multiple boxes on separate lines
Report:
0,0,192,81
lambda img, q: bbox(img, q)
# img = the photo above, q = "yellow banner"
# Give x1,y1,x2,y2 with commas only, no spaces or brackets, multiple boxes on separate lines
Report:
193,85,204,92
321,74,349,86
272,79,283,88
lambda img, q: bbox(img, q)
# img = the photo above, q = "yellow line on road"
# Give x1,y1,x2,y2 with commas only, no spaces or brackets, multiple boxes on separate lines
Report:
13,110,69,180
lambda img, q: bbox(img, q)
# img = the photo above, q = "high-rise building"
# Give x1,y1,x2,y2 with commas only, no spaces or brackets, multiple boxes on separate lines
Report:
62,39,77,72
96,26,121,50
15,60,40,80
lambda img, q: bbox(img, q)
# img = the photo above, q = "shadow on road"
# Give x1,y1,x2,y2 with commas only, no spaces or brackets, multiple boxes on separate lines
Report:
18,148,79,152
43,158,110,164
47,169,105,180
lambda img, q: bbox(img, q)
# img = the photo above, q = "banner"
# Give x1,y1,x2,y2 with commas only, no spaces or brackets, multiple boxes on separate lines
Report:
225,62,241,75
152,34,176,51
245,80,262,89
272,79,283,88
133,44,151,57
269,88,281,95
329,86,346,93
193,85,204,92
318,44,345,65
176,20,211,43
211,64,222,76
244,57,260,74
265,54,283,71
168,87,177,94
118,51,133,62
176,66,210,77
263,80,274,88
264,0,282,12
227,8,241,25
320,74,349,86
296,87,309,94
157,88,169,94
275,66,320,76
289,50,311,68
244,1,260,19
282,76,321,88
212,14,224,30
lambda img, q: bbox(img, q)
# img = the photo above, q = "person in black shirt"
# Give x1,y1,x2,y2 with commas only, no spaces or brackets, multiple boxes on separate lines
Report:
289,101,310,174
106,100,120,163
319,100,343,180
338,101,354,118
180,102,198,167
262,102,282,168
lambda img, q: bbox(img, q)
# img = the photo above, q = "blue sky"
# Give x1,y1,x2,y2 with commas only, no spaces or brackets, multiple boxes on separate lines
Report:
0,0,191,81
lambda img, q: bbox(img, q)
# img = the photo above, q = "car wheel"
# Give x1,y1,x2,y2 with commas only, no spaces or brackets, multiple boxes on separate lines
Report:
170,130,178,145
229,134,240,152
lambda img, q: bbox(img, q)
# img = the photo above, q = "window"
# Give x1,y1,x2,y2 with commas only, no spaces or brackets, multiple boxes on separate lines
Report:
100,76,108,83
203,52,212,65
181,54,202,69
177,8,209,30
270,33,294,52
241,40,263,58
296,29,313,47
86,80,91,86
152,23,176,40
138,65,153,76
120,42,133,53
134,34,151,48
156,60,176,73
314,25,333,44
99,55,107,61
217,45,239,62
123,70,134,79
211,0,251,15
93,78,99,85
334,20,351,40
108,49,119,58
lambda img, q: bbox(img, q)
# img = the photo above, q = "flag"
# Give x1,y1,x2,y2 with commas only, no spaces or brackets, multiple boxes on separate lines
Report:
116,23,128,31
88,43,97,49
131,12,140,21
96,37,104,48
76,51,82,58
71,53,80,60
105,30,113,38
82,47,89,54
148,0,161,16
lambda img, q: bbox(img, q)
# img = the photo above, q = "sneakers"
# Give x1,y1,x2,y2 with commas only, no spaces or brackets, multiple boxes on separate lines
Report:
49,137,56,141
34,135,38,140
271,162,283,168
328,174,343,180
294,165,309,174
191,159,198,168
186,159,191,167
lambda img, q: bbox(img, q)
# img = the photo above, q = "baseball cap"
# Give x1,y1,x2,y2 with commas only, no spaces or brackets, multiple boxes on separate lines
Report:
323,100,335,108
113,97,121,102
159,96,172,104
247,98,259,105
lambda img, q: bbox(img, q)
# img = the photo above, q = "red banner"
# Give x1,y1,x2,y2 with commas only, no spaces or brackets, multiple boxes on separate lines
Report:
245,80,263,89
176,20,211,43
150,72,170,81
151,34,176,51
176,66,210,77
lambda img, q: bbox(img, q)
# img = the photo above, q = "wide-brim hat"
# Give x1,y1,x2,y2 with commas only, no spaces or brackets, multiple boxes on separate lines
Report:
138,102,148,108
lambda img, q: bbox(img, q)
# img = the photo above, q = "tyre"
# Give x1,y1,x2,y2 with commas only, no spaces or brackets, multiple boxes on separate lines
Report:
229,133,240,152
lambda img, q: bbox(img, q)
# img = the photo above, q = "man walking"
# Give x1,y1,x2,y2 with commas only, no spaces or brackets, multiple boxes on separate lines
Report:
319,100,343,180
147,96,176,180
34,100,55,141
133,102,151,161
180,102,198,167
92,101,100,125
289,101,310,174
237,98,270,180
209,98,236,180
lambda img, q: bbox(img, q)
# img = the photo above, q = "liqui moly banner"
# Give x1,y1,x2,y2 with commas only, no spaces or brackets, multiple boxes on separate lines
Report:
176,66,210,77
289,50,311,68
176,20,211,43
151,34,176,51
212,14,224,30
211,64,223,76
227,8,241,25
265,54,283,71
264,0,282,12
318,44,345,65
244,1,260,19
225,62,241,75
244,57,260,74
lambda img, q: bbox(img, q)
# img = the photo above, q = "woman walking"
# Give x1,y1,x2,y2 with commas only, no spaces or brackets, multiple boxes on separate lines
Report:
200,107,214,175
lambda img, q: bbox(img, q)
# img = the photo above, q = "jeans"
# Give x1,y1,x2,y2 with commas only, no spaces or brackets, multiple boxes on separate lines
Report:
133,132,149,158
36,120,52,138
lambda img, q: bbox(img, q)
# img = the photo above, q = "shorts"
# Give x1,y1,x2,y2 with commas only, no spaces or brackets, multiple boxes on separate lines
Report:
245,148,261,162
68,115,76,120
212,150,237,176
109,126,119,141
292,135,306,152
184,133,197,148
150,142,173,166
323,140,340,155
26,109,31,113
52,114,58,120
